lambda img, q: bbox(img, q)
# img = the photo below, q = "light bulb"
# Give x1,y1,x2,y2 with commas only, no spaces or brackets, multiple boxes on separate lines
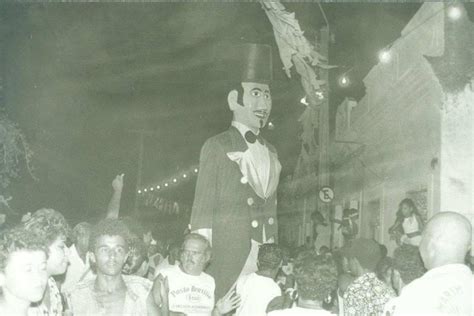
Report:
338,75,350,87
300,96,309,106
448,6,462,20
378,49,391,63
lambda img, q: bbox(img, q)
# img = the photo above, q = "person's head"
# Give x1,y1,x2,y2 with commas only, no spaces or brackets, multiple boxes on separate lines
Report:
333,248,348,275
294,254,337,303
147,242,160,258
122,237,148,276
0,227,48,305
375,256,394,288
257,243,283,273
344,238,382,277
419,212,472,270
391,244,425,294
72,222,92,255
398,198,417,218
180,233,211,276
337,246,352,275
318,246,330,256
23,208,71,276
89,218,131,277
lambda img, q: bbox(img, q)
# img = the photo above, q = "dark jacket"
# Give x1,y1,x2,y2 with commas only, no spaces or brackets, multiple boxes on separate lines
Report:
190,126,280,298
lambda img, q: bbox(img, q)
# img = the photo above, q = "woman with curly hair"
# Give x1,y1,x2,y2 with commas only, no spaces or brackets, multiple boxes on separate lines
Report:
268,254,338,315
389,198,425,246
0,227,48,316
22,208,71,316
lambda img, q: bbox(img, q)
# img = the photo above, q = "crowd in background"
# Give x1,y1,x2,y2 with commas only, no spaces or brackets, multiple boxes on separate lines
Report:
0,176,472,315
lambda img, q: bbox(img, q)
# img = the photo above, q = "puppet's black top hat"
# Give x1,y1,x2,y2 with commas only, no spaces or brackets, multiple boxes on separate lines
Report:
213,42,273,84
239,43,273,84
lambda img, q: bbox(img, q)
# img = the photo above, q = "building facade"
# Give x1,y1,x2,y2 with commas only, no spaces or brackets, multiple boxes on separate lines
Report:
331,3,473,253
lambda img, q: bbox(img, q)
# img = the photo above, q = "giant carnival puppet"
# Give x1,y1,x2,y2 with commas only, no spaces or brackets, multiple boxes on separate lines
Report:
190,43,281,298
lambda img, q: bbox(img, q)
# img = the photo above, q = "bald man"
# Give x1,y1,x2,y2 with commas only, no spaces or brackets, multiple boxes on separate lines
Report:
391,212,473,316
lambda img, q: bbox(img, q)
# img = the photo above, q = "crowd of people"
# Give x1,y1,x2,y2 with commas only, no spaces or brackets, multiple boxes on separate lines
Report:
0,176,472,316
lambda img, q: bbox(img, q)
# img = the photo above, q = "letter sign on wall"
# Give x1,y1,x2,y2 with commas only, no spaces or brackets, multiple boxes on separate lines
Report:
319,186,334,203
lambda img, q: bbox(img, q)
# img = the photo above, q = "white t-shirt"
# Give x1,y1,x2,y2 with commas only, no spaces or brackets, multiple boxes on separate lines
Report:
268,306,334,316
159,265,215,316
391,264,473,316
235,272,281,316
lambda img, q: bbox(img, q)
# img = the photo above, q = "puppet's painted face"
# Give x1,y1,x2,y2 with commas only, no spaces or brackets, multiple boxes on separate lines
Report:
232,82,271,131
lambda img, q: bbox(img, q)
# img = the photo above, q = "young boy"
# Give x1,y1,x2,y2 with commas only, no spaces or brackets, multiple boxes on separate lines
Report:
0,227,48,316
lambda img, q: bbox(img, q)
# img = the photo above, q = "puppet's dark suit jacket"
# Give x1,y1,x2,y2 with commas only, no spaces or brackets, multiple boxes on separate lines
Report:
190,126,281,298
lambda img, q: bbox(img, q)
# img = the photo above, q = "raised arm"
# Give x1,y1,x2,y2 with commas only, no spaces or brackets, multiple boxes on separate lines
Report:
106,174,124,219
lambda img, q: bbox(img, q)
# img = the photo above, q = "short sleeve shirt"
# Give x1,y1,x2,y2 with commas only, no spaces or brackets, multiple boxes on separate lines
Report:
343,272,395,316
68,275,152,316
391,264,473,316
235,272,282,316
159,265,215,316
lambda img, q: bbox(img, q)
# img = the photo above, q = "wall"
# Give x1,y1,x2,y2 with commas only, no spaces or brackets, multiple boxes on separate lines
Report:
332,3,445,253
439,82,474,251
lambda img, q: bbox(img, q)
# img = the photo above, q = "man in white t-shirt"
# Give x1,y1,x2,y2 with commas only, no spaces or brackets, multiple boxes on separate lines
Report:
235,243,282,316
152,233,240,316
391,212,473,316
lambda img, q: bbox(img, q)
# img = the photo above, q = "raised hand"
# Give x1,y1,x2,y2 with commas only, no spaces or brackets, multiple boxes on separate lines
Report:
112,174,124,192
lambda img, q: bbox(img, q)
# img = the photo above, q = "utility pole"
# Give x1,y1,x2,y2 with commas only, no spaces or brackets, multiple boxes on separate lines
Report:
127,129,160,217
317,26,331,248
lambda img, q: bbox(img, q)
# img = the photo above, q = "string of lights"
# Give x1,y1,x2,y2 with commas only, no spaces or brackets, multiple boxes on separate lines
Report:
138,164,199,194
337,2,460,89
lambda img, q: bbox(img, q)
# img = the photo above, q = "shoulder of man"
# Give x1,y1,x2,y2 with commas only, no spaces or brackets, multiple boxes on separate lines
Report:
70,277,95,293
236,272,252,291
67,278,95,304
123,275,153,294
